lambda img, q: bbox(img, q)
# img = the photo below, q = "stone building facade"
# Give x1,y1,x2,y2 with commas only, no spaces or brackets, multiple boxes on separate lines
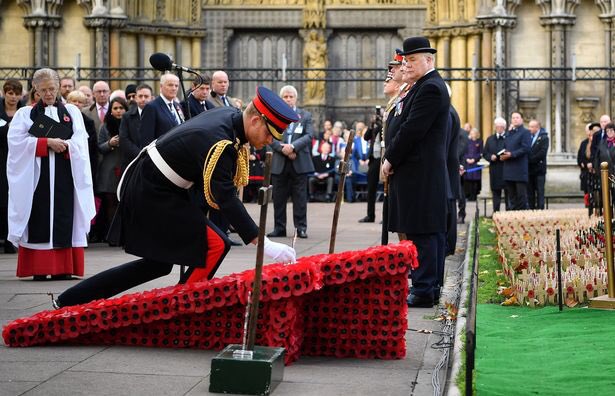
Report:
1,0,615,191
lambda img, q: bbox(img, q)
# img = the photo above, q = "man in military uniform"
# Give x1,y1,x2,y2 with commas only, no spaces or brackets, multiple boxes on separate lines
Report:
55,87,298,308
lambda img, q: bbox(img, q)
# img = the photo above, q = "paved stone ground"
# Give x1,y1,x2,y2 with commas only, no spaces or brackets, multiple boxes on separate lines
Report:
0,201,470,396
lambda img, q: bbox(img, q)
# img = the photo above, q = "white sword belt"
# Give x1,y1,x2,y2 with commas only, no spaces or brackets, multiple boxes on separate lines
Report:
116,141,194,201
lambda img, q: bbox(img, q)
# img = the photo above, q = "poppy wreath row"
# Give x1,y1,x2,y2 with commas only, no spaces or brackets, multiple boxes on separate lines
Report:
3,241,417,365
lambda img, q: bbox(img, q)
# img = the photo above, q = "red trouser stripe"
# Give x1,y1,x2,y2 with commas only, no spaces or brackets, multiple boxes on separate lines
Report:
184,225,230,284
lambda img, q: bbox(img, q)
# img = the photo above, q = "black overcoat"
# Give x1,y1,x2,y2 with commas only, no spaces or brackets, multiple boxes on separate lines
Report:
483,134,507,190
384,70,450,234
118,106,143,169
114,107,258,267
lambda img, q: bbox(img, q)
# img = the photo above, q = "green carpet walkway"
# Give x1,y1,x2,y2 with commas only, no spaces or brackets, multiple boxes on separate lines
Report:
475,304,615,395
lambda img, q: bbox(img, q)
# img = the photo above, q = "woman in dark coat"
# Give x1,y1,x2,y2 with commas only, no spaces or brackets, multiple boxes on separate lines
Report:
97,97,128,243
0,79,24,253
577,123,599,193
463,128,483,200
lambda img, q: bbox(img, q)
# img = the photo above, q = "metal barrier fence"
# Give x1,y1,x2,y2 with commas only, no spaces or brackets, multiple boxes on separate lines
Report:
2,66,615,86
466,202,480,396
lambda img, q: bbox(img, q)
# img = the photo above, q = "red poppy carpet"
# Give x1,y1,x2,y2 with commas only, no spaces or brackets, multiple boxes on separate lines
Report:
3,242,417,365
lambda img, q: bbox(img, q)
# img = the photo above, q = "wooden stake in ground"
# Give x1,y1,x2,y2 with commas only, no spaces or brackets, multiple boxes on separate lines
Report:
329,130,355,254
246,152,273,350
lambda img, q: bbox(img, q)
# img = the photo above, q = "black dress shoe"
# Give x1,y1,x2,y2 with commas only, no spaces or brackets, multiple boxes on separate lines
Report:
297,229,308,239
267,229,287,238
51,274,74,280
228,239,242,246
358,216,375,223
33,275,49,281
407,293,434,308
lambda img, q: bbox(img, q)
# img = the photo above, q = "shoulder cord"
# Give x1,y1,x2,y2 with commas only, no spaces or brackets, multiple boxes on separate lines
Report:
203,139,250,209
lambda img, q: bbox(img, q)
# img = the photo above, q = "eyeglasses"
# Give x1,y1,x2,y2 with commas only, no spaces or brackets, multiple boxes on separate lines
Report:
37,88,58,94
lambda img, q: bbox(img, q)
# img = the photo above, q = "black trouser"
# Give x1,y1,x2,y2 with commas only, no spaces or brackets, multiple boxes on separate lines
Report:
57,258,174,307
272,161,308,232
457,178,466,219
506,181,528,210
404,232,443,299
491,188,508,212
446,199,457,257
528,173,546,210
366,157,380,219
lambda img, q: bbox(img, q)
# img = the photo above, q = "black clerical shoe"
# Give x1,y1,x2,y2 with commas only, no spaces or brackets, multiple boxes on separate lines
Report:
267,229,287,238
358,216,375,223
33,275,49,281
297,229,308,239
51,274,74,280
407,293,434,308
228,239,242,246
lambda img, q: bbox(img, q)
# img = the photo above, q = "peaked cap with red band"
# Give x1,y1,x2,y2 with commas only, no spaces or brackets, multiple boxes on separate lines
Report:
252,86,299,140
388,48,403,66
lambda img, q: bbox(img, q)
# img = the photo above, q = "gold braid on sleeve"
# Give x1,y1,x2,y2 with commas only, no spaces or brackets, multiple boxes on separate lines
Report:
203,139,250,210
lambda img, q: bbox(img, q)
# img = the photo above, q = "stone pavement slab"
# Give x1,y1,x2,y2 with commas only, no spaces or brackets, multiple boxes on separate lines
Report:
0,201,465,396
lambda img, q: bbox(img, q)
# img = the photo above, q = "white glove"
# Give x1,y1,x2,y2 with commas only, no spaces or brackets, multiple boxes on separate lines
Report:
263,236,296,264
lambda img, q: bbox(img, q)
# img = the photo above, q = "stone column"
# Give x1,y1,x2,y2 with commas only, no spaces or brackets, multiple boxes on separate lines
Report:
539,14,576,155
436,34,451,72
480,28,493,135
476,14,515,119
467,33,481,132
450,32,467,123
109,29,121,90
22,15,62,67
192,37,202,68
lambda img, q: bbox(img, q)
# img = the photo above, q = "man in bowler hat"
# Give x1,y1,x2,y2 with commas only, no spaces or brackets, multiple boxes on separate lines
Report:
54,87,298,308
382,36,451,308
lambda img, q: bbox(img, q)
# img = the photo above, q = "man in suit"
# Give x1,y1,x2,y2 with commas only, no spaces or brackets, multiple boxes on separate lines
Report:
209,71,240,108
382,36,450,308
119,84,152,170
182,74,215,120
588,114,611,173
268,85,315,239
59,76,75,102
78,85,94,108
483,117,509,213
139,73,184,147
82,80,110,134
309,141,336,202
527,119,549,209
200,71,240,243
501,111,531,210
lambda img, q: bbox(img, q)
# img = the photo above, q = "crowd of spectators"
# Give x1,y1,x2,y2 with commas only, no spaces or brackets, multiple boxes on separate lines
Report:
0,71,388,256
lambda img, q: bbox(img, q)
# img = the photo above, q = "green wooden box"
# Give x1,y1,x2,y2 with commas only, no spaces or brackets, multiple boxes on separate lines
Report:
209,344,285,395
